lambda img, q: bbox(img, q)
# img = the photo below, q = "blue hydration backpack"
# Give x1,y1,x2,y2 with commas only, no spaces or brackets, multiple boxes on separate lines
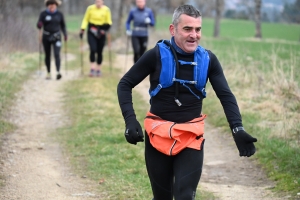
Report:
149,40,210,106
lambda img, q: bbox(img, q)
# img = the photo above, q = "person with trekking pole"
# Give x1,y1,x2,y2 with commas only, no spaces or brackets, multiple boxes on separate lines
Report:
125,0,155,63
79,0,112,77
117,5,257,200
37,0,67,80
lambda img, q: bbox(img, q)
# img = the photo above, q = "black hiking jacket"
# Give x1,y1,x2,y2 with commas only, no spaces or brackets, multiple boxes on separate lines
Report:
37,10,67,38
117,44,243,129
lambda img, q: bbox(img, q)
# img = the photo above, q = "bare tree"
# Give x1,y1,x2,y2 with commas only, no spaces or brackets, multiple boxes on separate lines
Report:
0,0,39,52
254,0,262,38
213,0,224,38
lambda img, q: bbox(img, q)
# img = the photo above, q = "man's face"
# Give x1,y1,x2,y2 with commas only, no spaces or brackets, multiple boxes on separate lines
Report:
169,14,202,53
95,0,103,8
136,0,146,9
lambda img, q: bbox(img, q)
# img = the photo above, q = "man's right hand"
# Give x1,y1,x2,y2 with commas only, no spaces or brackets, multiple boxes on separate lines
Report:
79,29,84,39
126,30,132,36
144,17,151,24
124,118,144,145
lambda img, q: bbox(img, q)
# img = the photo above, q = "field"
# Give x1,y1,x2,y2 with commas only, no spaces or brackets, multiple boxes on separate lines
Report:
0,14,299,199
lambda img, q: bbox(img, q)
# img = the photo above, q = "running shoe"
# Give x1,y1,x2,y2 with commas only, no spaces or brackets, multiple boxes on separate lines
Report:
56,73,62,80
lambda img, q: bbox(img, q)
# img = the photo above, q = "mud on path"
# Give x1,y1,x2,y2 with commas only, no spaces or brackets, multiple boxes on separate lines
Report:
115,38,280,199
0,55,100,199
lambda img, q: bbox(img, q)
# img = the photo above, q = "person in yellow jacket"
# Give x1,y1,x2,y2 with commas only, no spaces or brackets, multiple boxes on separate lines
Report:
79,0,112,77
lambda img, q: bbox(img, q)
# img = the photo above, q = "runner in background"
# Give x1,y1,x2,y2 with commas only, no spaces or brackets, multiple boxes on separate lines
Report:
79,0,112,77
37,0,67,80
125,0,155,63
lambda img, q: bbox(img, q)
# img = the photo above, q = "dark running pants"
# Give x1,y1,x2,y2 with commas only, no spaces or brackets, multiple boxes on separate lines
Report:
88,31,106,65
42,36,61,73
131,36,148,63
145,134,204,200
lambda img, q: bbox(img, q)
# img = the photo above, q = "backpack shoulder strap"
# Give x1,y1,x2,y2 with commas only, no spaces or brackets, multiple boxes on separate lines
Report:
150,40,177,97
194,46,210,97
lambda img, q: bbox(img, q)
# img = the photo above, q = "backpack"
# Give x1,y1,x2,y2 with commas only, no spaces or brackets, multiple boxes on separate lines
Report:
149,40,210,106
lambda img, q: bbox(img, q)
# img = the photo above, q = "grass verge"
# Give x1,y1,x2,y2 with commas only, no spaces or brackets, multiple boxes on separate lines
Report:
202,36,300,198
0,52,38,187
0,52,38,136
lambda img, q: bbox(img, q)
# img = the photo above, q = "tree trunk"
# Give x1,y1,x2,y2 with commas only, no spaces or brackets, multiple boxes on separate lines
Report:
254,0,262,38
213,0,224,38
117,0,125,34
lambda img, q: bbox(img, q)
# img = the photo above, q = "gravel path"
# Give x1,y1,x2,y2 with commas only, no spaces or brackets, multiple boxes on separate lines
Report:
0,56,100,199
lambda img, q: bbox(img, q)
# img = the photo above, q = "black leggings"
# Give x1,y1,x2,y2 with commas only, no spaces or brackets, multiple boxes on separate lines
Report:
131,36,148,63
145,134,204,200
88,31,106,65
42,36,61,73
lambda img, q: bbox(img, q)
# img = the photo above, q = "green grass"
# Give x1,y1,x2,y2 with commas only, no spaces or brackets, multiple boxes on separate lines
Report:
65,15,84,32
0,53,38,136
198,21,300,197
156,14,300,42
205,18,300,41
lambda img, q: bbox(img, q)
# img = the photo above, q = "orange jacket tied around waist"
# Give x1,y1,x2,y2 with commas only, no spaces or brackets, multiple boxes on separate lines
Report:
144,111,206,156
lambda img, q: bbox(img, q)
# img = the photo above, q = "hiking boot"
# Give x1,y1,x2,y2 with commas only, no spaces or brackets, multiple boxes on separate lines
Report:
56,73,62,80
96,70,101,77
46,73,51,80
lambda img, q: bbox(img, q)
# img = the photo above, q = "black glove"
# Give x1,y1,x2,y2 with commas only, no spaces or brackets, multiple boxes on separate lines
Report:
124,118,144,145
232,128,257,157
79,29,84,39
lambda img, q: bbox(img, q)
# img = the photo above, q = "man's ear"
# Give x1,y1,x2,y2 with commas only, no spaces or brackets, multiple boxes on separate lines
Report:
169,24,175,36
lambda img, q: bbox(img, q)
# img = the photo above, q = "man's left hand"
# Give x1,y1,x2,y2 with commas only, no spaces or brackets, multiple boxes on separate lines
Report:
233,129,257,157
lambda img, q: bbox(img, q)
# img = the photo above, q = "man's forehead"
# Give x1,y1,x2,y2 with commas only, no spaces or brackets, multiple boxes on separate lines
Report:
182,25,202,29
179,14,201,23
178,16,201,27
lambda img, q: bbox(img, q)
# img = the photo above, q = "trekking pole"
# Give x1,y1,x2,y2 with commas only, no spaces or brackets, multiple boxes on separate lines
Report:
39,42,42,76
124,35,130,73
80,38,84,75
109,47,112,74
38,30,42,76
65,40,67,75
107,32,112,74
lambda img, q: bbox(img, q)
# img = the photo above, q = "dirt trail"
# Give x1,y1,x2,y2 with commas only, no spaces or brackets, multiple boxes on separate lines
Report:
116,51,280,200
0,55,100,199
